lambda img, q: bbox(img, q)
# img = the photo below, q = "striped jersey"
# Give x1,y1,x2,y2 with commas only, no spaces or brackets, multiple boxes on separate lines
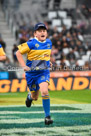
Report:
0,44,5,56
18,38,52,71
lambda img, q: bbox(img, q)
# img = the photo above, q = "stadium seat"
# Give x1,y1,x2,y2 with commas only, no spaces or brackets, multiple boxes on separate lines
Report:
63,18,72,28
74,51,80,59
77,59,85,66
57,26,63,32
86,51,91,57
58,11,67,18
56,60,60,66
65,60,70,66
48,11,57,19
62,48,69,55
60,0,76,9
81,55,89,62
52,19,61,27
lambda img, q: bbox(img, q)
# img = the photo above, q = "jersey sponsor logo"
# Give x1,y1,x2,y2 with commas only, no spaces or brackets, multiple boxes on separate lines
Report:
32,84,36,89
35,44,39,48
41,76,45,80
44,54,49,58
47,44,50,48
35,55,43,58
35,54,49,58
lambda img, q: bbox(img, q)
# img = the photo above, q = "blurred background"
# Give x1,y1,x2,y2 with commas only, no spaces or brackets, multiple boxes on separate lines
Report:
0,0,91,93
0,2,91,135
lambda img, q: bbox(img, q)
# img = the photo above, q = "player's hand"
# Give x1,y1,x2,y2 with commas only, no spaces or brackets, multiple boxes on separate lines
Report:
23,66,31,71
50,62,53,68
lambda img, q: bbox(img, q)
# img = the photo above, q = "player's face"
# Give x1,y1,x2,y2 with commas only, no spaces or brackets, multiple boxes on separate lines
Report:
34,28,47,42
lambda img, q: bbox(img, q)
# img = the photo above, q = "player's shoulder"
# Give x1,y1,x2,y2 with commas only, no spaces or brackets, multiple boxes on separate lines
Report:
27,38,38,44
27,38,37,49
27,38,34,45
0,44,2,48
27,38,34,43
46,38,52,43
46,39,52,48
46,38,52,45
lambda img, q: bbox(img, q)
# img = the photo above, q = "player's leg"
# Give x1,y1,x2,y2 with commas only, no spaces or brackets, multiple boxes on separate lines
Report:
26,81,40,107
39,82,49,117
26,90,39,107
31,90,39,100
25,74,40,107
39,82,53,125
0,56,6,61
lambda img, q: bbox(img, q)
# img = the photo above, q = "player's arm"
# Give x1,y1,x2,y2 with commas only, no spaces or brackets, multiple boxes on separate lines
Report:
16,50,30,71
0,46,6,61
16,43,30,71
50,42,53,68
0,55,6,61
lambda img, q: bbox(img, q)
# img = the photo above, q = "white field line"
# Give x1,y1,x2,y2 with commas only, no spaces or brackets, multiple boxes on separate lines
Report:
0,105,91,136
0,118,44,124
0,116,19,119
0,126,91,136
0,104,91,108
0,104,91,115
0,109,91,114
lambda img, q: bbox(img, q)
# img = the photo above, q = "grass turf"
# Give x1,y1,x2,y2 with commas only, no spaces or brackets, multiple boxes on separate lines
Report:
0,89,91,105
0,105,91,136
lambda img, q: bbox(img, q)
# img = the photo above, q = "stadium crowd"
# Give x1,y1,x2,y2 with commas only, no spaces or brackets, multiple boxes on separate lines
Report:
13,19,91,71
0,0,91,73
1,21,91,72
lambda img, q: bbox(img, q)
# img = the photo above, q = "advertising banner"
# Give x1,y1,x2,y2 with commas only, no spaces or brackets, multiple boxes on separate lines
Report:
0,76,91,93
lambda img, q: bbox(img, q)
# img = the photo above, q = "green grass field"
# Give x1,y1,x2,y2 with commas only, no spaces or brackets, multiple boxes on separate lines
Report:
0,90,91,136
0,89,91,105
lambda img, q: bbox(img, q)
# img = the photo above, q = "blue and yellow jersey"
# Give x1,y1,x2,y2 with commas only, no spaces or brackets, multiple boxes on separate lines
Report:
18,38,52,71
0,44,5,56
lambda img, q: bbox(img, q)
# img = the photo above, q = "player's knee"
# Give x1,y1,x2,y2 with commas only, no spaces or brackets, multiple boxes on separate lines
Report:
34,98,38,101
32,96,38,101
41,90,48,96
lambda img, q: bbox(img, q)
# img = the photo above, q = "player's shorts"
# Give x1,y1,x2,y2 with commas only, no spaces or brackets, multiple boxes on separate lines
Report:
25,70,50,92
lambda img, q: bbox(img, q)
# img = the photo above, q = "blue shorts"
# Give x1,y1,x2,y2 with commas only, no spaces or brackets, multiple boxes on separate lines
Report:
25,70,50,92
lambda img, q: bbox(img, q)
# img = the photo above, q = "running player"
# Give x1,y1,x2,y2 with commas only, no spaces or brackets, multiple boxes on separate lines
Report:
16,23,53,125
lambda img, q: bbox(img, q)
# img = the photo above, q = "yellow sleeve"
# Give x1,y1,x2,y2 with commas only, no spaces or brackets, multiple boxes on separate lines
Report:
18,43,30,54
0,48,5,56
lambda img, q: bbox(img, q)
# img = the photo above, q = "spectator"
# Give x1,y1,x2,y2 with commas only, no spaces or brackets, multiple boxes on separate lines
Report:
77,32,84,42
51,45,58,56
84,61,90,71
81,4,90,19
70,41,77,51
62,25,68,36
56,40,62,52
61,36,68,47
51,45,61,61
51,33,58,47
12,44,18,65
76,41,86,56
62,42,69,48
67,49,76,66
50,56,57,70
67,49,76,60
18,29,30,44
66,32,72,43
60,57,69,71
